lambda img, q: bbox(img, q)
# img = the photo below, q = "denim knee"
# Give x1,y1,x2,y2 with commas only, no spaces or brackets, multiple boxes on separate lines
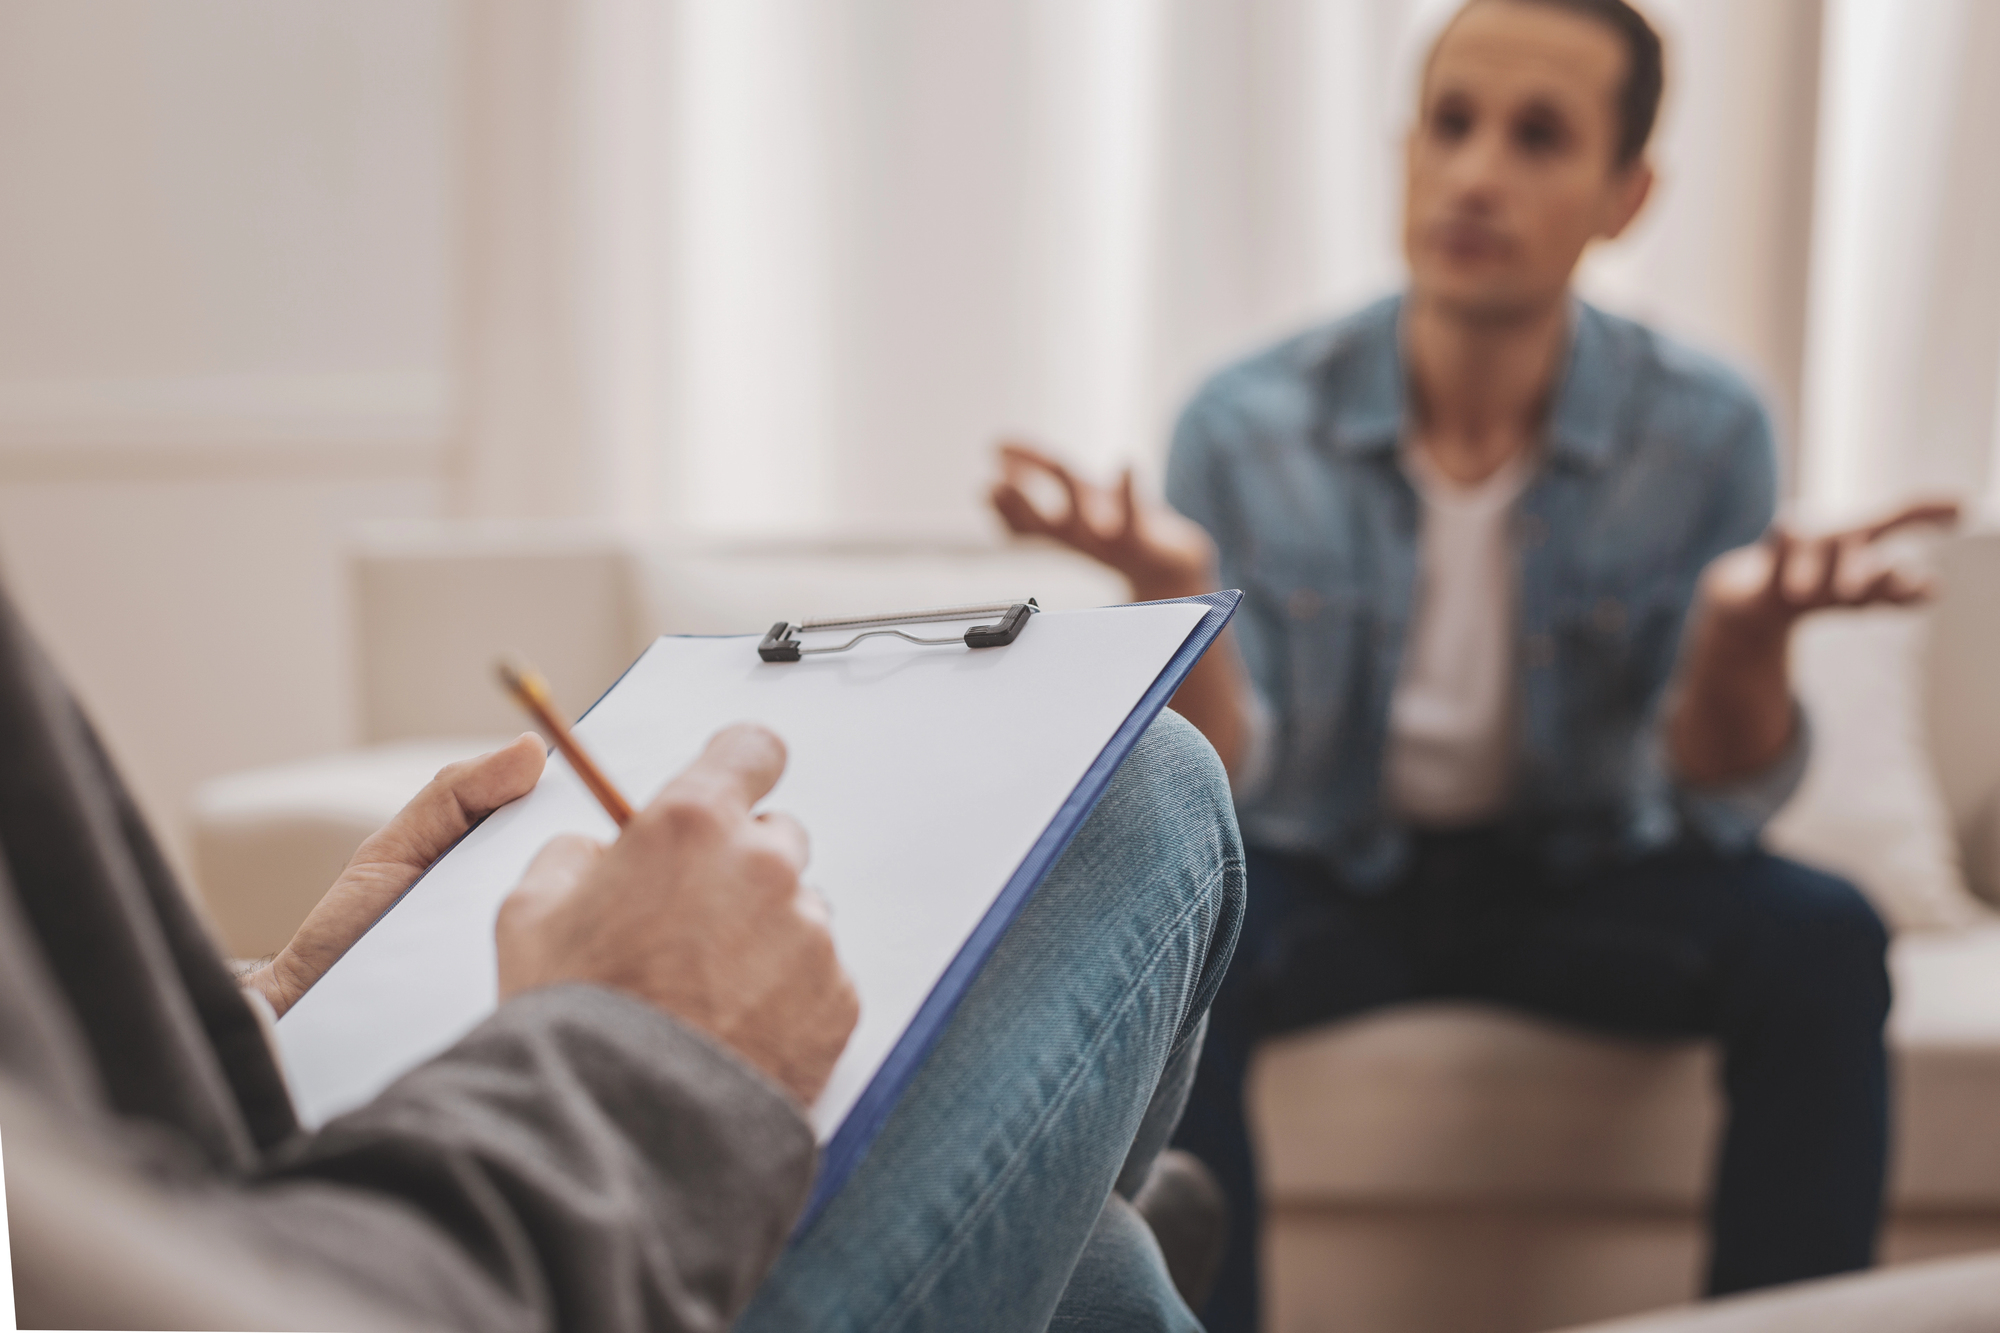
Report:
1117,712,1238,836
1738,854,1891,1027
1102,713,1247,1034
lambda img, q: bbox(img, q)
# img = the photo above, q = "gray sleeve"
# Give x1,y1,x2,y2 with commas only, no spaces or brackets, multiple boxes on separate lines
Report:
246,984,817,1333
3,1074,435,1333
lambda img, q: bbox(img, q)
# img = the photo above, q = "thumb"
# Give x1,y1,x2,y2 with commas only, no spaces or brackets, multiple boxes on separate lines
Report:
363,734,546,871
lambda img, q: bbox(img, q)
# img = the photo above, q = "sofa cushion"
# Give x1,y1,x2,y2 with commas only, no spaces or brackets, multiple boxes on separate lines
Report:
1253,924,2000,1210
1252,1005,1718,1208
1889,924,2000,1207
1553,1251,2000,1333
1764,608,1986,931
1925,533,2000,907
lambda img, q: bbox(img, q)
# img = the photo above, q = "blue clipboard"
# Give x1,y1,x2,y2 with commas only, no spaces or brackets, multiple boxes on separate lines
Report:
797,588,1241,1228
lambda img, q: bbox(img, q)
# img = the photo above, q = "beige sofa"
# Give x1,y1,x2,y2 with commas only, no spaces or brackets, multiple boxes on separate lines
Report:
1554,1250,2000,1333
189,524,2000,1333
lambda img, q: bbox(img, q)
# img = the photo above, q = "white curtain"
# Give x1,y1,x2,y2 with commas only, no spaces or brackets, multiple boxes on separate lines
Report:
1797,0,2000,524
451,0,2000,536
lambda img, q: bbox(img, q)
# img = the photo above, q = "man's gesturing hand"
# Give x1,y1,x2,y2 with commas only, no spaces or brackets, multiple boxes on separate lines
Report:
1669,499,1961,786
495,723,859,1109
242,734,548,1019
1699,499,1963,639
988,441,1217,600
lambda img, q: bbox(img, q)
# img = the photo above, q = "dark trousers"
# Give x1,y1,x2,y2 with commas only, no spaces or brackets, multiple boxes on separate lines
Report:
1171,834,1892,1333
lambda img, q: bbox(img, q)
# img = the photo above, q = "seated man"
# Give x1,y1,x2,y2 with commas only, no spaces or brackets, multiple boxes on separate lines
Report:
0,578,1244,1331
991,0,1955,1327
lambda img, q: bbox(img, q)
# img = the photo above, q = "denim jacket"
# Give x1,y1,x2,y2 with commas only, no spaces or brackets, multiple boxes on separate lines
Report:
1166,295,1806,888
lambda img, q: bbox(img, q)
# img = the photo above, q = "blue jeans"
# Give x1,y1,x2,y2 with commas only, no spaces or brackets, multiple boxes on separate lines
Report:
736,712,1247,1333
1173,834,1893,1333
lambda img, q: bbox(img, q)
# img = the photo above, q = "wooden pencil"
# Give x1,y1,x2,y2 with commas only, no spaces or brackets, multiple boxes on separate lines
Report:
496,657,635,827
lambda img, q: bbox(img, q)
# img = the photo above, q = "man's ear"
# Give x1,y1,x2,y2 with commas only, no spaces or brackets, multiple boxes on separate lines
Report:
1601,159,1655,241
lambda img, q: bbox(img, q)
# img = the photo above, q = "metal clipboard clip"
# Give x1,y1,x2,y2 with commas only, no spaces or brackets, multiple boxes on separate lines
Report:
758,598,1040,663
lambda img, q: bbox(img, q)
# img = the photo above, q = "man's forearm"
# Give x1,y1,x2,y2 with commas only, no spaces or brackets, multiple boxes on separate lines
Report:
1130,571,1251,776
1665,603,1796,787
1163,646,1250,775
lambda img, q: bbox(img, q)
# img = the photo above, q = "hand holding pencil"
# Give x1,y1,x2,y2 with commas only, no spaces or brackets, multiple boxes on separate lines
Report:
491,658,858,1108
496,657,635,826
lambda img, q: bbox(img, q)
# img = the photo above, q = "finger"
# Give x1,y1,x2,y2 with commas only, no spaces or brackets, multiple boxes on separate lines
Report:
1850,566,1934,607
1117,468,1140,536
357,733,547,871
1859,499,1962,544
1763,526,1796,601
1045,457,1088,529
996,439,1069,477
989,480,1058,537
1882,571,1937,605
446,732,547,815
1809,537,1844,607
278,818,600,1016
995,441,1089,518
659,722,789,815
998,442,1106,544
1778,535,1836,607
1824,562,1895,609
997,442,1083,512
751,809,811,873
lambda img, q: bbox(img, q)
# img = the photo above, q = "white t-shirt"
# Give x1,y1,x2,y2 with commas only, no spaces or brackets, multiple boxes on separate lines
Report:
1382,440,1534,827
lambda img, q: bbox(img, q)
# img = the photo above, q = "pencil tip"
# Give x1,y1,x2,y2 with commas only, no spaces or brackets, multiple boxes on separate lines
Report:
495,656,547,703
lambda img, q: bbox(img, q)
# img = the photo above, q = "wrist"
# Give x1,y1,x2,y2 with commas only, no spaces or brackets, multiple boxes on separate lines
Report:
1698,600,1794,669
245,948,316,1019
237,961,284,1018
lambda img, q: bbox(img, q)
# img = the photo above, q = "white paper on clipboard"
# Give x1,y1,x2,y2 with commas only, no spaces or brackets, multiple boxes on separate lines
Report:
276,600,1216,1148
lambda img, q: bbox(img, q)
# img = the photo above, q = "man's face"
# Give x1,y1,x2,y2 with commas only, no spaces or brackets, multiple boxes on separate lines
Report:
1403,1,1651,321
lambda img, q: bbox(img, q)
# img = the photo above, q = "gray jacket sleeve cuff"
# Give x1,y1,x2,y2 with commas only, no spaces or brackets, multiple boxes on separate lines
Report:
1672,700,1812,852
253,984,816,1333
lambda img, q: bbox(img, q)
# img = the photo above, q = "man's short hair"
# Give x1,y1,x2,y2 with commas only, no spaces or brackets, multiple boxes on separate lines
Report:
1463,0,1665,167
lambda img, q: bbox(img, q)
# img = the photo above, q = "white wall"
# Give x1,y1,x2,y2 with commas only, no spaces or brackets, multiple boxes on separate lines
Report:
0,0,457,872
6,0,1996,880
1577,0,1824,461
1798,0,2000,522
0,476,439,868
542,0,1840,541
